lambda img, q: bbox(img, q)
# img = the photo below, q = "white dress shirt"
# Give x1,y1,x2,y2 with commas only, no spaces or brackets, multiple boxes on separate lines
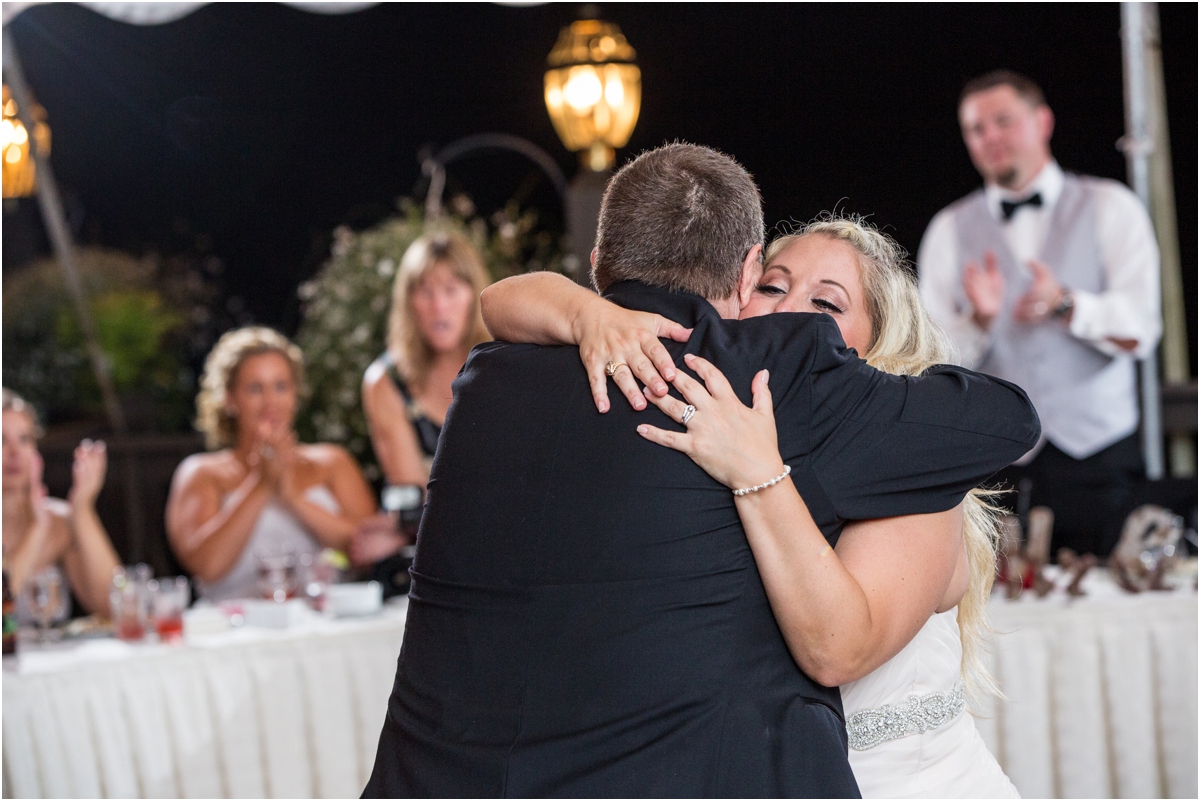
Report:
917,161,1162,369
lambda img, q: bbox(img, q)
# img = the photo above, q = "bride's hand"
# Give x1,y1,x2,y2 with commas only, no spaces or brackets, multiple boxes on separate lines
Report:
636,353,786,491
576,303,691,414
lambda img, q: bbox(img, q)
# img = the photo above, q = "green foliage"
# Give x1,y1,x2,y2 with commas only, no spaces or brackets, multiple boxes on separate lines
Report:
294,197,566,482
56,290,183,388
3,247,216,430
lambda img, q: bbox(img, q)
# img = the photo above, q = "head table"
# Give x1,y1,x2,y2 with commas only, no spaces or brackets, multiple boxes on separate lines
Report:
976,567,1197,799
3,600,406,799
3,572,1196,799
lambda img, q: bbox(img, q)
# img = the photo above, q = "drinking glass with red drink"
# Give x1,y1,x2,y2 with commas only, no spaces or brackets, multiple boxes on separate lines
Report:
150,577,189,643
109,567,146,642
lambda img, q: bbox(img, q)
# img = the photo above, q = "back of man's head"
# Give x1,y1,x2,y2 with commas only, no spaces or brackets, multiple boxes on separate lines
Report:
960,69,1046,110
591,143,764,300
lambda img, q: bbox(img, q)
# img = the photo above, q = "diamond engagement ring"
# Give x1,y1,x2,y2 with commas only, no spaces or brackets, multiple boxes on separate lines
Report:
605,361,628,377
680,404,697,425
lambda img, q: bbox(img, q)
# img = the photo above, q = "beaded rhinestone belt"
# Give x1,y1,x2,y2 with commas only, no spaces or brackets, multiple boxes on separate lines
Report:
845,682,965,751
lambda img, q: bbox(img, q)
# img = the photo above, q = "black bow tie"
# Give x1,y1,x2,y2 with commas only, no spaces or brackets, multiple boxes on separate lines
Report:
1001,192,1043,221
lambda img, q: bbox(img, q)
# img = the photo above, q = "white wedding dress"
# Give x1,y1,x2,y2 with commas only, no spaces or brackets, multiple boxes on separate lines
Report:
840,608,1020,798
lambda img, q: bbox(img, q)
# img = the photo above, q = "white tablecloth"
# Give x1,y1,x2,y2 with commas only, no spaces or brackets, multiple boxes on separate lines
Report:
976,570,1197,799
3,602,406,799
5,578,1197,799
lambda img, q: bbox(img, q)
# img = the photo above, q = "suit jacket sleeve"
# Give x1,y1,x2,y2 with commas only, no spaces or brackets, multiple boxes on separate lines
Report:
797,316,1041,521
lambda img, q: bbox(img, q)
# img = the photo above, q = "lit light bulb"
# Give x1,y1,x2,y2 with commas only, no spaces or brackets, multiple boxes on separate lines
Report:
6,147,22,164
544,19,641,169
564,68,602,112
0,119,12,148
12,124,27,145
604,74,624,108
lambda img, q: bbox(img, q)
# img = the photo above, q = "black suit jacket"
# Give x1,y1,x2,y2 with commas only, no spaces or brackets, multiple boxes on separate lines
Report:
364,281,1040,798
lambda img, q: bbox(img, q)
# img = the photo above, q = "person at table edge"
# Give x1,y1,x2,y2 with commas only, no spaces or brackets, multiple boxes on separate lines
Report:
166,327,376,602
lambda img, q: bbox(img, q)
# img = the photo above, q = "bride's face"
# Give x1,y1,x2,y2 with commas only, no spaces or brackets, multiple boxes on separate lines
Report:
739,234,874,354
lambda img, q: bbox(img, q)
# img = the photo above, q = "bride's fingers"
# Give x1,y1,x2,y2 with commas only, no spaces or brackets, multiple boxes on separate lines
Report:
611,365,647,411
642,387,689,423
583,354,613,413
669,369,714,409
629,351,670,398
751,369,773,414
656,317,693,344
642,336,678,388
682,354,735,400
635,422,693,454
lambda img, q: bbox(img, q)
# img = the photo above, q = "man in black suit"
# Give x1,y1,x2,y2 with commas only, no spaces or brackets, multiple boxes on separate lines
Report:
364,144,1039,797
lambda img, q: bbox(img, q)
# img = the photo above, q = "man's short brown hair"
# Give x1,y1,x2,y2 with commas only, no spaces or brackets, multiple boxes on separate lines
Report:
591,143,764,299
960,69,1047,109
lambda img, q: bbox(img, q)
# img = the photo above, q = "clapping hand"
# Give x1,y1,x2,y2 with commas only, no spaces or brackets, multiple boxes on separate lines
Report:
1013,259,1066,323
962,251,1004,331
349,514,405,567
246,421,299,499
67,439,107,509
578,304,691,413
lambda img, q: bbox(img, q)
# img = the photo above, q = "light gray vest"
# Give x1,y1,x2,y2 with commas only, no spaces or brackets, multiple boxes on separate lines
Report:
952,175,1138,459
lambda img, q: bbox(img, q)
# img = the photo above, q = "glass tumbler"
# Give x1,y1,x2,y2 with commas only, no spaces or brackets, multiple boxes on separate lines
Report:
150,577,189,643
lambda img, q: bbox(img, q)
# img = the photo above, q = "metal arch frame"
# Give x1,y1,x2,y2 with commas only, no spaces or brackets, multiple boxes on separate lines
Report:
422,133,567,219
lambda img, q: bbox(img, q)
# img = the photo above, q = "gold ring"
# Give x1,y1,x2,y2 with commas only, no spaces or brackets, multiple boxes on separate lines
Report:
605,361,628,378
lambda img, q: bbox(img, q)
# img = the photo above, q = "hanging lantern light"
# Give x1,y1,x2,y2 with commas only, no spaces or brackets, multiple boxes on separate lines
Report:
544,19,641,172
1,84,50,199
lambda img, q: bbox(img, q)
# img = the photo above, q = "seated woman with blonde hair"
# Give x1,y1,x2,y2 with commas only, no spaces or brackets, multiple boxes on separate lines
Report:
166,327,376,601
353,231,491,568
2,389,120,619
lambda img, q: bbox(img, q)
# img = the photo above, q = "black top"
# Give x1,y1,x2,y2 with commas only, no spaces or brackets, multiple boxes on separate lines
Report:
374,352,442,458
364,281,1040,798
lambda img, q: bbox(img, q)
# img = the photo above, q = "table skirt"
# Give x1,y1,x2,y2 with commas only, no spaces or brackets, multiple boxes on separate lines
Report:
4,587,1195,798
977,588,1197,799
3,614,404,799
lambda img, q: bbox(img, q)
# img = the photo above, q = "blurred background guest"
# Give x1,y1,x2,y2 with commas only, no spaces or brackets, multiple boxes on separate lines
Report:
166,327,376,602
2,389,119,619
352,232,491,570
918,70,1163,558
362,231,492,487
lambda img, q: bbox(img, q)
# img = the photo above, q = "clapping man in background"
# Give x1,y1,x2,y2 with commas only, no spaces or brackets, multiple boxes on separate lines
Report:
918,69,1163,558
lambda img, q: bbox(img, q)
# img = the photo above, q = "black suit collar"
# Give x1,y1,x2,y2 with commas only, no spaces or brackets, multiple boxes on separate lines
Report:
602,280,726,328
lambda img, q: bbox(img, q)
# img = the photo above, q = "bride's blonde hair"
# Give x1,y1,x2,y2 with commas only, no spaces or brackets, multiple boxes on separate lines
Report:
766,214,1002,706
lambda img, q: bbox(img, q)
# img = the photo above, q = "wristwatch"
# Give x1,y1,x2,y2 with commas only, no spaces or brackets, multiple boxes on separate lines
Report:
1052,290,1075,319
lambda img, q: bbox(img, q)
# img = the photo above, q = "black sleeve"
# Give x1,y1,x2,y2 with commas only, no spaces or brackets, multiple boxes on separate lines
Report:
801,321,1040,521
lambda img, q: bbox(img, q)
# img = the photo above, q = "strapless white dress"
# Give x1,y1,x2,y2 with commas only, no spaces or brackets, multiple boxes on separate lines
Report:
841,608,1020,798
196,485,339,603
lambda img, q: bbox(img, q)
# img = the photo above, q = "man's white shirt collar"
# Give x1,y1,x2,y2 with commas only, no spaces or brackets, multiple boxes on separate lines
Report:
983,160,1064,223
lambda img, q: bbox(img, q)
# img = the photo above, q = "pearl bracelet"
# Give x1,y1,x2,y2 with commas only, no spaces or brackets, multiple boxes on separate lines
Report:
732,464,792,497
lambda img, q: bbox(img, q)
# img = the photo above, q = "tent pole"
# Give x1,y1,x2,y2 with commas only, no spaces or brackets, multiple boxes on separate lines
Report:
3,29,126,434
1139,4,1194,477
4,30,148,560
1119,2,1165,481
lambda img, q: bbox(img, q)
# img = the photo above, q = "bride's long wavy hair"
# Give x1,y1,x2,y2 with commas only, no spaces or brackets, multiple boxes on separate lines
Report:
766,214,1002,707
